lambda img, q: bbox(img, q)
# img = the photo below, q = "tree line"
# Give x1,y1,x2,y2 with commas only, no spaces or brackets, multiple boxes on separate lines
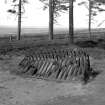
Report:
6,0,105,43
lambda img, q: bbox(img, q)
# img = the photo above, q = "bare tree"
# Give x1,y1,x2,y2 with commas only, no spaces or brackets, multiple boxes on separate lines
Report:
78,0,105,39
69,0,74,43
17,0,21,40
7,0,27,40
49,0,54,40
40,0,75,43
88,0,93,39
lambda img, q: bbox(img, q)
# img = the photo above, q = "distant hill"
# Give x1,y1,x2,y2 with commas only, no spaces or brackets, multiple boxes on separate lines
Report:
0,27,105,37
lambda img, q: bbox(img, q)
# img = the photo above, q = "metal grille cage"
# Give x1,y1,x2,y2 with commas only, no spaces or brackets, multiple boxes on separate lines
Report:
18,47,91,82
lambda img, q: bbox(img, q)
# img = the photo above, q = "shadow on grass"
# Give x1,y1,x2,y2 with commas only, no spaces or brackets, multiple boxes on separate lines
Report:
83,68,102,85
75,38,105,50
75,40,98,48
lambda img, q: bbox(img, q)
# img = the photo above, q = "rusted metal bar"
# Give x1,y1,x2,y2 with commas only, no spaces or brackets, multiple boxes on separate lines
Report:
18,47,91,82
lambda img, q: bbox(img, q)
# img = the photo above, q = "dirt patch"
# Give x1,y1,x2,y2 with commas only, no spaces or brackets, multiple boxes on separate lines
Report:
0,50,104,105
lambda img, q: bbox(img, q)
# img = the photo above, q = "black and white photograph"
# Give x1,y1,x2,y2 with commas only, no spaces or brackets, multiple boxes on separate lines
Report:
0,0,105,105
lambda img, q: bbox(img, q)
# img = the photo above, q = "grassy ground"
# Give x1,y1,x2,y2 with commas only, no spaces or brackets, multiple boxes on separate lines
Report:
0,31,105,105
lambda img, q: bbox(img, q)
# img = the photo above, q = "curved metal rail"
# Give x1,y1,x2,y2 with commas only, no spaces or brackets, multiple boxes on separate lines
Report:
18,48,91,82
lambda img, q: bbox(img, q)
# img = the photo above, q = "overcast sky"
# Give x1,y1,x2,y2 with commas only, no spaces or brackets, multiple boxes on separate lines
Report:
0,0,105,29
